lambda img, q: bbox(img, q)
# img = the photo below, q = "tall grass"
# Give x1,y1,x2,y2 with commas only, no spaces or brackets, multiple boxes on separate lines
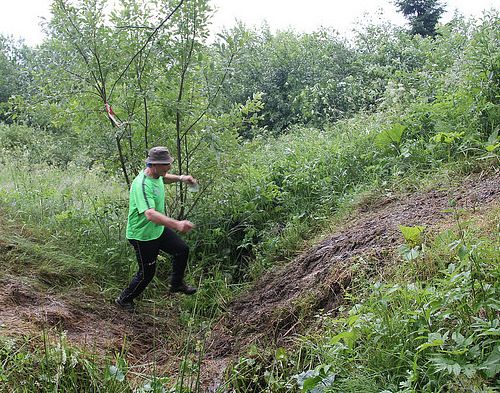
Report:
0,331,130,392
0,159,132,288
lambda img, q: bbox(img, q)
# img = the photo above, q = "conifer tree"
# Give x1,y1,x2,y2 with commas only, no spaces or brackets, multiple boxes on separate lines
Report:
394,0,445,37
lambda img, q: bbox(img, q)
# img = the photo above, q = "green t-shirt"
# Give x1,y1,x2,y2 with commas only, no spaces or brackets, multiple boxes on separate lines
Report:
126,171,166,241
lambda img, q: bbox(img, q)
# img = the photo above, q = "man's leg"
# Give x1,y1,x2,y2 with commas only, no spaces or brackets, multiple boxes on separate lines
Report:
118,237,160,304
158,227,196,294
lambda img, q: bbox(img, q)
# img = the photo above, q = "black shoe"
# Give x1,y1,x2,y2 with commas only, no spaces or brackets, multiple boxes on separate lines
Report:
170,283,197,295
115,297,135,312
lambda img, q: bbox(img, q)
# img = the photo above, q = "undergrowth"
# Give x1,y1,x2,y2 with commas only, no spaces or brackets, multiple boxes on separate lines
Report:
0,11,498,392
223,206,500,392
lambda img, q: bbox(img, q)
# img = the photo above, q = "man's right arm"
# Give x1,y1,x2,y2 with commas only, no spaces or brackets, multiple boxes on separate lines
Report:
144,209,194,233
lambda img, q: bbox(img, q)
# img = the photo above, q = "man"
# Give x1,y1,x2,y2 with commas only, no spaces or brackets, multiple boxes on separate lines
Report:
116,146,198,312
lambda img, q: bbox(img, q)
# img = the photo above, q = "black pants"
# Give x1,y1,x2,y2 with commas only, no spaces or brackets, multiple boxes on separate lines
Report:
119,227,189,302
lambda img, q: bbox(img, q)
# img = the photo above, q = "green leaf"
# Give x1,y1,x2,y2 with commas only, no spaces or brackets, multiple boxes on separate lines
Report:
399,225,426,247
417,339,444,352
295,365,335,392
375,124,405,149
431,131,465,144
487,128,498,145
462,364,477,378
330,331,357,349
457,244,469,261
302,375,323,391
479,345,500,378
431,356,461,376
485,143,500,152
399,244,421,261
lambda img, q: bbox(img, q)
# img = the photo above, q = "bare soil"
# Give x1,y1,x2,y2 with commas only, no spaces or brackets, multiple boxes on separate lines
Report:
0,169,498,390
0,276,187,373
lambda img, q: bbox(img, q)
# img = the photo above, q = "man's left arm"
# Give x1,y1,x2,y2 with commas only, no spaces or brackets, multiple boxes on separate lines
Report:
163,174,197,185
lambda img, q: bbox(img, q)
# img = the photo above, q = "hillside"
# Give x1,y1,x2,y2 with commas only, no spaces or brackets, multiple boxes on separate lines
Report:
1,169,498,391
207,170,499,349
0,1,499,390
200,169,499,390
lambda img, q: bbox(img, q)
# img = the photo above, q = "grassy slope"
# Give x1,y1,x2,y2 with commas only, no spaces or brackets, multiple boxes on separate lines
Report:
218,209,498,393
0,164,498,392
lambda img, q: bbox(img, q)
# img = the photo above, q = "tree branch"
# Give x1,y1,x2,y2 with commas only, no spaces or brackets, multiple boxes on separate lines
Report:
108,0,185,101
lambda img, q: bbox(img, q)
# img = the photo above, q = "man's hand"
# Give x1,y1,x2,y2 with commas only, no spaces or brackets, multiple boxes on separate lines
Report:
180,175,197,185
163,173,197,185
145,209,195,233
176,220,195,233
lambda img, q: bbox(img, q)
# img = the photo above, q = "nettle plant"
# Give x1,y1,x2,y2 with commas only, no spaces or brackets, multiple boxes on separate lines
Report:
296,220,499,392
399,224,427,262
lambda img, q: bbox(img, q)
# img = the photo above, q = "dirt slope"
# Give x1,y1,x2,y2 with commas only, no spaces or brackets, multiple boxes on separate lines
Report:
0,170,498,389
202,170,499,387
0,276,186,371
0,227,186,374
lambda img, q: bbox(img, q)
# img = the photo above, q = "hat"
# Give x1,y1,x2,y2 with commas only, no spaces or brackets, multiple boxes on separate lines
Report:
145,146,174,164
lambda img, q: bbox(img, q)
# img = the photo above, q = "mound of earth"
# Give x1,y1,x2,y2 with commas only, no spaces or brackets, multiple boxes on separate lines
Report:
201,170,499,388
0,169,498,390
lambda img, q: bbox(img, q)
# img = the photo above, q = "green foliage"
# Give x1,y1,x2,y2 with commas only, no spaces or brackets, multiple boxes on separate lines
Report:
399,225,426,261
0,7,499,392
8,0,226,189
399,225,426,247
214,26,363,134
185,118,382,283
0,123,83,166
295,364,336,393
375,124,406,151
0,332,132,392
0,330,181,392
0,35,31,114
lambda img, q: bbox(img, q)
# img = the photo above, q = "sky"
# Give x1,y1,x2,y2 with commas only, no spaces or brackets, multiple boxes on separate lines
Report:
0,0,498,46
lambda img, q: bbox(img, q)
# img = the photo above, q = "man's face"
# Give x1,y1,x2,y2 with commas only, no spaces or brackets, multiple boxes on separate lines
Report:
152,163,172,177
